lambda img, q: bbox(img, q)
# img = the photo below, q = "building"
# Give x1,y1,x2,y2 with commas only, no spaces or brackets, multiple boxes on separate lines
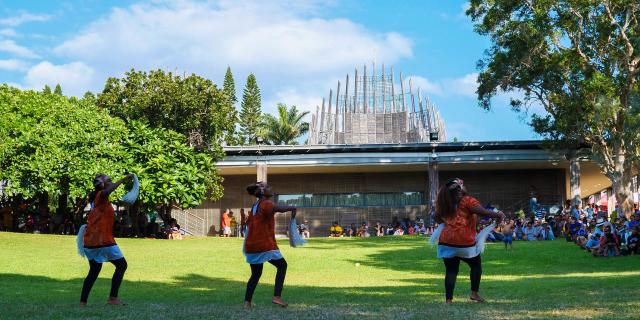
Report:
173,65,616,236
175,141,612,236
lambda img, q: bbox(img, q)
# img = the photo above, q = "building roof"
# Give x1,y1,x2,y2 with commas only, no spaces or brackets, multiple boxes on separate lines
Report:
223,140,549,156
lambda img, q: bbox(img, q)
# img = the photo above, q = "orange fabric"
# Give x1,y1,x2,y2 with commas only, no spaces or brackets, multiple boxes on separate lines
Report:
221,212,231,228
244,200,278,254
83,191,116,248
439,195,481,246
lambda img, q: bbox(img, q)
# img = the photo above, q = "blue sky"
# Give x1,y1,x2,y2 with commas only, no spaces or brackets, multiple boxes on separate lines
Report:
0,0,540,141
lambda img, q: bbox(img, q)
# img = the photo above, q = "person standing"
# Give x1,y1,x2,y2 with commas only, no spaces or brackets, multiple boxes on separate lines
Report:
434,178,504,304
243,181,296,309
221,209,231,237
240,208,247,237
79,173,134,306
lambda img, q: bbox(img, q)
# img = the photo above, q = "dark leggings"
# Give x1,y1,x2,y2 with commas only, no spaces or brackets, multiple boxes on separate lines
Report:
244,258,287,302
443,255,481,300
80,258,128,303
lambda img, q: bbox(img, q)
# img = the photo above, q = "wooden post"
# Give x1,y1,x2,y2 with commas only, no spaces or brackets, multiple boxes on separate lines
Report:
400,72,406,112
381,63,386,113
354,67,359,113
390,66,396,113
372,62,376,114
363,64,367,113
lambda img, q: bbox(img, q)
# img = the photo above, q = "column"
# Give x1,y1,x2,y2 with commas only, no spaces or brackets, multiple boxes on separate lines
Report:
569,153,581,206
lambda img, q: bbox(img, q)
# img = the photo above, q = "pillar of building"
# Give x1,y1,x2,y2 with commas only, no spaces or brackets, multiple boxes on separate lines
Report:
257,161,268,183
428,151,439,224
569,153,581,206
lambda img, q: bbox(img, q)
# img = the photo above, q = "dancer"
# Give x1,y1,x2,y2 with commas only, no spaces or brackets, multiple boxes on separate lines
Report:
79,173,134,306
434,178,504,304
502,219,514,250
243,181,296,309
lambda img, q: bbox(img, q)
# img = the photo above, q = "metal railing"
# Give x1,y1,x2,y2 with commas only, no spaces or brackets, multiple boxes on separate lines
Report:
172,208,205,236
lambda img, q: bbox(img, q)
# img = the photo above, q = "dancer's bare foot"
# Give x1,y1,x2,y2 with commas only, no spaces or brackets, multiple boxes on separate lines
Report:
80,301,87,307
107,297,127,306
243,301,253,309
470,292,485,303
272,296,288,308
445,299,453,305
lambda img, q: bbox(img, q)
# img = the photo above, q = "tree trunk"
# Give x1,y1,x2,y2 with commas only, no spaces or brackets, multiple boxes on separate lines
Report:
610,144,635,219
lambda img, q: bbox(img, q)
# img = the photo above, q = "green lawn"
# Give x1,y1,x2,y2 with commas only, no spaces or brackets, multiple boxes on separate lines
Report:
0,233,638,320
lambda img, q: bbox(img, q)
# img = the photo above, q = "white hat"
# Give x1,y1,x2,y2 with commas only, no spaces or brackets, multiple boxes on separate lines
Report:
596,218,605,227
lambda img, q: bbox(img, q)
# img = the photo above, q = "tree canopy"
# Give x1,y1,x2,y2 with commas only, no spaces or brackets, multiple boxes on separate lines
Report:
96,69,236,151
0,85,223,224
239,74,262,145
468,0,640,214
261,103,309,145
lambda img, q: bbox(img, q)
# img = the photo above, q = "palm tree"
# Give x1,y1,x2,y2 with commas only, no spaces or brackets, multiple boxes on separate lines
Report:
260,103,309,145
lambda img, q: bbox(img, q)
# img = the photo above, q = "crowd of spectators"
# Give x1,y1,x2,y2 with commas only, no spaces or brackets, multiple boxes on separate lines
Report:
328,218,433,238
564,209,640,257
0,200,186,240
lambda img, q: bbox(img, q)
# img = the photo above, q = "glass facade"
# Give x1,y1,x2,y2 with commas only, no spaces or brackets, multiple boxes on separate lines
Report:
275,192,423,208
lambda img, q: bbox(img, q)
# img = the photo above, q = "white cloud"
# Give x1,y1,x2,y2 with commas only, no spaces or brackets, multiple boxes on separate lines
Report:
51,0,412,100
0,39,39,58
404,73,478,98
0,59,28,71
0,12,50,26
24,61,95,96
407,76,443,96
0,28,17,37
447,72,478,97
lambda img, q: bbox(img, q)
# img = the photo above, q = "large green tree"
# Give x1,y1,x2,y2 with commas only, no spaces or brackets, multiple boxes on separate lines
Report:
0,85,128,220
123,121,222,224
261,103,310,145
239,74,262,145
468,0,640,215
223,66,237,104
96,69,236,151
0,85,224,230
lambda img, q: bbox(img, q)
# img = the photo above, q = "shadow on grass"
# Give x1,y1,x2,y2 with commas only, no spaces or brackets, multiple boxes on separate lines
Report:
1,269,639,320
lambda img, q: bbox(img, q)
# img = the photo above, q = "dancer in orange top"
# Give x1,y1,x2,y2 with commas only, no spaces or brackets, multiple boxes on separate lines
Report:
80,173,134,306
435,178,504,304
243,181,296,309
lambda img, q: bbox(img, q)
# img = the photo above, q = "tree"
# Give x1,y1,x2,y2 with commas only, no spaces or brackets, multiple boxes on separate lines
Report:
222,66,239,145
42,85,51,94
123,121,223,224
239,74,262,145
468,1,640,215
261,103,310,145
0,85,128,221
96,69,235,151
54,84,63,96
223,66,237,104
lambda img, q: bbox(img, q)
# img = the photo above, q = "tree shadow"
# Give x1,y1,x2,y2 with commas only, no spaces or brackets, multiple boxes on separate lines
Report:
1,269,638,320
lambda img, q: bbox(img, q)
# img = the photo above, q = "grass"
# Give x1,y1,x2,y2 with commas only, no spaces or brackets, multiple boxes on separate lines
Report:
0,233,639,320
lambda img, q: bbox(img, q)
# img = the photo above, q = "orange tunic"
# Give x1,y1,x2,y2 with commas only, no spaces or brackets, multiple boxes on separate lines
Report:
244,200,278,254
83,191,116,248
439,195,481,246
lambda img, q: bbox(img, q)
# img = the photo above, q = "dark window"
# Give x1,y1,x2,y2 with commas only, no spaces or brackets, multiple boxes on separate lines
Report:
276,192,423,208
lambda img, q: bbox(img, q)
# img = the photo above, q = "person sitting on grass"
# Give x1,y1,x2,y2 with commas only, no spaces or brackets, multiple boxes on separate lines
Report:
416,223,428,235
386,223,395,235
393,226,405,236
329,222,343,237
593,225,620,257
624,226,639,255
299,220,310,239
167,218,182,240
375,221,385,237
523,222,536,241
568,217,582,242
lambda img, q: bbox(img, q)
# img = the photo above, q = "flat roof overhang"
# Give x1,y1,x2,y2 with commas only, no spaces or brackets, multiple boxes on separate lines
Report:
216,141,611,197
